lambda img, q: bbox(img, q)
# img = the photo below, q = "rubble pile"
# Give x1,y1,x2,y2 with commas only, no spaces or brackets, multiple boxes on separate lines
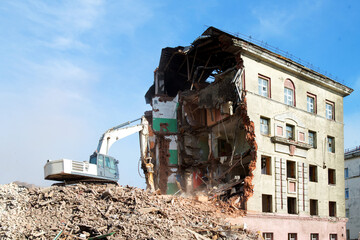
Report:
0,183,258,240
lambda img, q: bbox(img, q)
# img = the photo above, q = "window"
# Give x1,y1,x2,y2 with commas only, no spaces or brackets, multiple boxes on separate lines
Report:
345,188,349,199
263,233,273,240
326,100,335,120
284,88,294,106
327,136,335,153
330,234,337,240
288,197,297,214
262,194,272,212
309,165,318,182
261,156,271,175
344,168,348,178
329,201,336,217
307,93,317,113
310,199,318,216
308,131,316,148
346,208,349,218
284,79,295,106
311,233,319,240
288,233,297,240
98,154,104,167
346,229,350,240
286,124,294,140
258,75,270,97
260,117,270,135
328,169,336,185
287,160,296,178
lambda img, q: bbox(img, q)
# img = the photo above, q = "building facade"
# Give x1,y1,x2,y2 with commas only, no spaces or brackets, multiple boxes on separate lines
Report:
143,27,353,239
345,146,360,240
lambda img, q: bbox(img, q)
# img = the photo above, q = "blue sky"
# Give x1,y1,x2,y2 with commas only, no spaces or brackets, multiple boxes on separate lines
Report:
0,0,359,187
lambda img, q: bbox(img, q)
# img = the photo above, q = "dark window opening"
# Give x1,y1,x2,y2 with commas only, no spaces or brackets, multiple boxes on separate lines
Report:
329,201,336,217
310,199,318,216
309,165,318,182
311,233,319,240
262,194,272,213
263,233,273,240
287,160,296,179
287,197,297,214
288,233,297,240
261,156,271,175
328,169,336,185
330,234,337,240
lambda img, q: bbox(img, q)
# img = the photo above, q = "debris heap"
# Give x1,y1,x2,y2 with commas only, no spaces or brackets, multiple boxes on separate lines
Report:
0,183,258,240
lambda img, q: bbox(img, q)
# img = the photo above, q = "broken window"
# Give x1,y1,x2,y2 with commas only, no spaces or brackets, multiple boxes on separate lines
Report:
327,136,335,153
286,124,294,140
307,93,316,113
260,117,270,135
284,79,295,106
261,156,271,175
218,139,232,157
311,233,319,240
262,194,272,212
310,199,318,216
326,100,335,120
345,188,349,199
330,234,337,240
309,165,318,182
329,201,336,217
328,168,336,185
258,75,270,97
288,233,297,240
263,233,273,240
287,197,297,214
287,160,296,179
308,131,316,148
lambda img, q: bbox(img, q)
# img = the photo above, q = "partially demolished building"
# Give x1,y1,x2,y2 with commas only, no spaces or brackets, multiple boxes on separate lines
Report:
144,27,353,239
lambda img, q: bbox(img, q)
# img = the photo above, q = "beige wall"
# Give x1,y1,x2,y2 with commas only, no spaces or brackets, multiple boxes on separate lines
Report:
242,53,346,218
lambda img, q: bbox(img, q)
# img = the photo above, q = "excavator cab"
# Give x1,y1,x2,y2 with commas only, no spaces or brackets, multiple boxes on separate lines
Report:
89,152,119,181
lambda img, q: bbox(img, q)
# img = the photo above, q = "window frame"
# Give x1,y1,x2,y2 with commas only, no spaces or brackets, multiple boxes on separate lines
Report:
261,155,272,175
263,232,273,240
260,117,270,135
328,168,336,185
258,74,271,98
329,201,337,217
329,234,337,240
309,165,318,182
284,79,296,106
326,100,335,120
310,233,319,240
310,199,318,216
308,130,317,148
307,92,317,114
344,168,349,178
288,233,297,240
327,136,335,153
286,124,295,140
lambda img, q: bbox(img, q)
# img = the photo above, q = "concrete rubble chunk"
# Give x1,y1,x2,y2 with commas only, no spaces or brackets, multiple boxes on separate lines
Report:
0,183,258,240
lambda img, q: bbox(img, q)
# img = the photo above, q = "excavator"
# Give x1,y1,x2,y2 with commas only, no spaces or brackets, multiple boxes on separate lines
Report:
44,116,154,191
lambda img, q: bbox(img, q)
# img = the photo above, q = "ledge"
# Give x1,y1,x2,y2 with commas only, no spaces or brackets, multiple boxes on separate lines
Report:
271,136,312,150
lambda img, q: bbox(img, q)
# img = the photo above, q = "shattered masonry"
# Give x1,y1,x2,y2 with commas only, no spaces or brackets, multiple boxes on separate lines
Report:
143,27,258,210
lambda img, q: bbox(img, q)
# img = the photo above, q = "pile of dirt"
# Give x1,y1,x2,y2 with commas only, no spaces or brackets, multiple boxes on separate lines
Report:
0,183,258,240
